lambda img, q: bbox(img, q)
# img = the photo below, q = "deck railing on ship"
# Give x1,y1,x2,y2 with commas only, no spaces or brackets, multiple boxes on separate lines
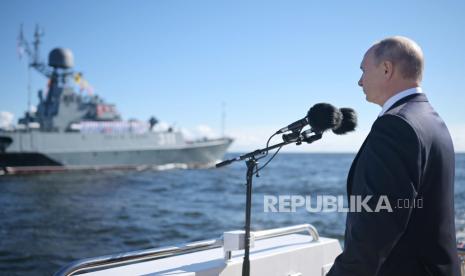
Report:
54,223,320,276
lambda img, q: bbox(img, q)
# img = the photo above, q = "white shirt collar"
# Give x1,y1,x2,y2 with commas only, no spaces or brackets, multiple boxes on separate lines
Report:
378,87,423,117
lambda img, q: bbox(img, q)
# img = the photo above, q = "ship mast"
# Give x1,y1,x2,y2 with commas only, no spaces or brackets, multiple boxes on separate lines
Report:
18,24,51,78
17,24,76,131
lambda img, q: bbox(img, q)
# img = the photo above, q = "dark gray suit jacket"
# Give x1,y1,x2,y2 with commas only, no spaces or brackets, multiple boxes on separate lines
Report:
328,93,460,276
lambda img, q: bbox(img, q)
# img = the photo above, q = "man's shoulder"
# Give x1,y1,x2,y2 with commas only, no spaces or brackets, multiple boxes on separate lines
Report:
381,94,434,135
378,94,452,152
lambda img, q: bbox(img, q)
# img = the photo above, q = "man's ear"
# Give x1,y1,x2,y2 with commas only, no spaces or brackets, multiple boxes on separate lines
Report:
383,61,394,80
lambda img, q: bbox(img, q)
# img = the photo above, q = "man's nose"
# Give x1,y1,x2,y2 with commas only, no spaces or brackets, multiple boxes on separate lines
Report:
358,77,363,87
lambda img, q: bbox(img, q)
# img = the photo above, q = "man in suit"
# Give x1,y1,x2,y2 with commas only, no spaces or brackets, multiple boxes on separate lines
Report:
327,36,460,275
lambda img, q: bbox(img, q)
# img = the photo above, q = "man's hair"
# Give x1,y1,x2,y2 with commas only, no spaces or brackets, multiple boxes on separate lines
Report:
372,36,424,81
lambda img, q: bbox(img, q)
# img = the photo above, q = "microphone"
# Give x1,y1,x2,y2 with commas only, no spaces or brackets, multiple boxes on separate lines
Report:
276,118,308,134
307,103,343,133
276,103,343,134
332,108,357,135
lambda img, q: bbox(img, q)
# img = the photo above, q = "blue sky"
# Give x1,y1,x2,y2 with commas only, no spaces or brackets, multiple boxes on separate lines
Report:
1,0,464,152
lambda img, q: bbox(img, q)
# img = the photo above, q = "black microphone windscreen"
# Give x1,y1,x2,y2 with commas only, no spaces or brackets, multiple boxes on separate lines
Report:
332,108,357,135
307,103,343,133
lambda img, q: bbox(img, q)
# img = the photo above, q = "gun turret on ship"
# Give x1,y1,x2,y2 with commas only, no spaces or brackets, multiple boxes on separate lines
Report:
0,26,232,174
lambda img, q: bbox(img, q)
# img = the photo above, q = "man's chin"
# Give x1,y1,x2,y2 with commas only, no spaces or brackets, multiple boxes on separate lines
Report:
365,95,376,104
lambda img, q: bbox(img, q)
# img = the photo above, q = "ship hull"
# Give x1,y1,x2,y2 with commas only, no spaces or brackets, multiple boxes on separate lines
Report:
0,137,232,175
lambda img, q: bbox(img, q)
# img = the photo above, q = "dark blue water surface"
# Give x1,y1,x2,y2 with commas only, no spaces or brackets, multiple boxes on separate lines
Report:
1,153,464,275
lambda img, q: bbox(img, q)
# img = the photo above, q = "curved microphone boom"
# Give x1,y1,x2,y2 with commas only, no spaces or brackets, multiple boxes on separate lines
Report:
332,108,357,135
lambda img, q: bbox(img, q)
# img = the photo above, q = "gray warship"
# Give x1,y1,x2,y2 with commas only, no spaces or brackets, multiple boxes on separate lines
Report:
0,26,232,174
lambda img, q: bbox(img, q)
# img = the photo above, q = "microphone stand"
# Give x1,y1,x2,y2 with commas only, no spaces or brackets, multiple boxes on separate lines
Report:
216,132,323,276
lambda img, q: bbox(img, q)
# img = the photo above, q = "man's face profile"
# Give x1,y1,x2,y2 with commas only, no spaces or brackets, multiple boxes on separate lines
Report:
358,48,385,105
